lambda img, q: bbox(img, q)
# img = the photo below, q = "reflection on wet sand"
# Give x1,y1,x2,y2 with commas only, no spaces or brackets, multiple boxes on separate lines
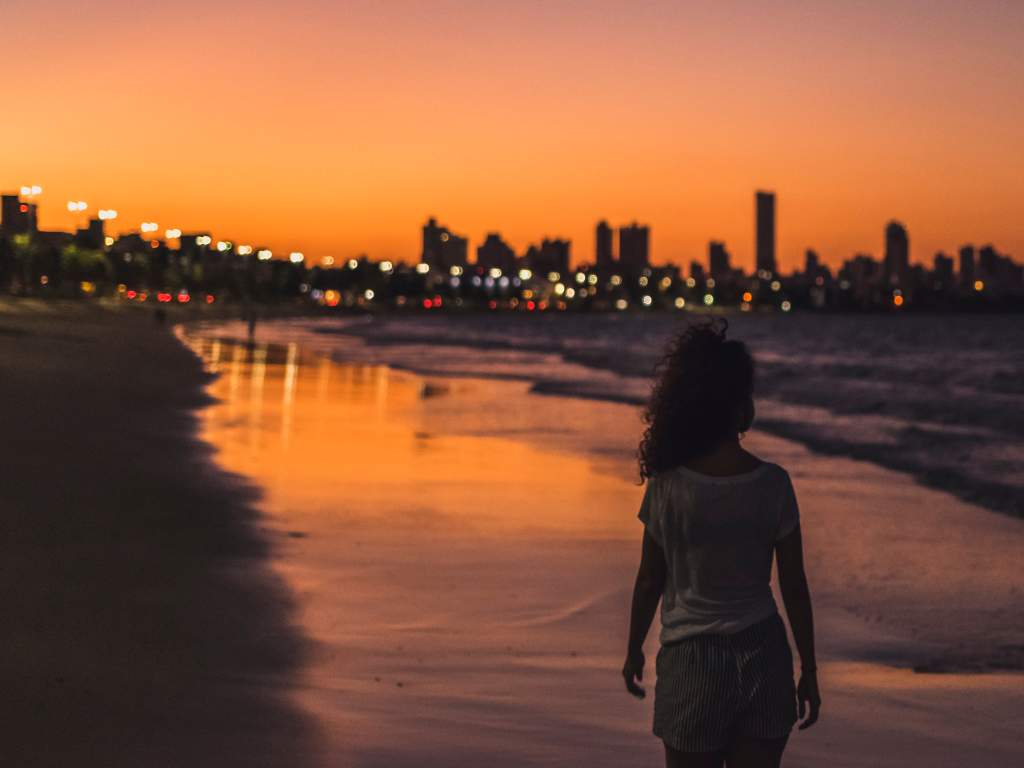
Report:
182,334,658,767
189,335,643,539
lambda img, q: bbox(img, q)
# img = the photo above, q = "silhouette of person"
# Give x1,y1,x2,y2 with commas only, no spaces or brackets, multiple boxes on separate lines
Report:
623,320,820,768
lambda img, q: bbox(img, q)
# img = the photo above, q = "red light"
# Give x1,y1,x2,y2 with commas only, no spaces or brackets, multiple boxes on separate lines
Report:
126,290,137,299
488,300,497,309
539,301,549,311
422,298,432,309
432,296,442,307
150,240,159,249
177,293,190,304
157,292,171,303
205,294,215,304
138,292,148,302
526,300,536,311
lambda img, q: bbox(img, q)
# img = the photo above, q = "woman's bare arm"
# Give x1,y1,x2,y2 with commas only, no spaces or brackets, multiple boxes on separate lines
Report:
776,525,821,729
623,530,667,698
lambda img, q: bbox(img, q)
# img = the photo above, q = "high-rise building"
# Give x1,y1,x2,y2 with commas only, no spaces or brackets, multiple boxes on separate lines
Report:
709,241,731,278
884,221,909,285
804,249,820,276
476,233,516,273
933,252,954,285
525,239,571,276
1,194,38,235
959,245,975,289
421,217,468,271
619,222,649,273
595,220,614,272
755,191,776,276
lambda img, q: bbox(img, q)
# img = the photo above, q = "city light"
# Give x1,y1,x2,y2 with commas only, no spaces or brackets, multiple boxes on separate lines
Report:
770,280,781,292
781,300,792,312
449,265,463,277
518,269,532,280
893,295,904,307
615,298,628,310
548,271,560,282
974,280,985,291
217,241,231,252
348,259,358,269
674,297,686,309
611,275,623,286
104,236,114,247
289,252,305,263
322,256,335,266
237,245,253,256
140,222,159,233
703,294,714,306
257,249,273,260
97,209,118,220
66,200,88,212
575,272,586,284
165,228,182,239
488,268,502,279
416,262,430,274
196,235,212,246
363,289,375,300
380,260,394,273
641,295,653,306
20,185,42,196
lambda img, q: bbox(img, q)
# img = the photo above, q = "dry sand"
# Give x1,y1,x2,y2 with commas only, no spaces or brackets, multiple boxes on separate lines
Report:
0,302,323,767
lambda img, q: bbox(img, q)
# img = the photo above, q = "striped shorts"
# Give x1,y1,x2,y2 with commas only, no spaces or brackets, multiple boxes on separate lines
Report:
653,614,797,753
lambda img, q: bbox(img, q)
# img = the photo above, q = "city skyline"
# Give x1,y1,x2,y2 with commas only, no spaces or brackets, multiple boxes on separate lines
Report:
2,1,1021,271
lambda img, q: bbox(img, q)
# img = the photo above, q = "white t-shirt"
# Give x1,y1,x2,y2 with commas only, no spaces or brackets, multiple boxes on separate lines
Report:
639,462,800,644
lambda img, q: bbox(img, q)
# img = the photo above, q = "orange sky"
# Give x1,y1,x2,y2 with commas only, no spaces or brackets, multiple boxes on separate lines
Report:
2,1,1021,272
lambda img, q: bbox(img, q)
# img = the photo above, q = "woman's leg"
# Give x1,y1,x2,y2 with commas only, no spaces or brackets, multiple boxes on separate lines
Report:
724,736,788,768
664,743,726,768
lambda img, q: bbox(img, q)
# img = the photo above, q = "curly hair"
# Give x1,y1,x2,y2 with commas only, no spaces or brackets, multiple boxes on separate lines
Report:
638,319,754,481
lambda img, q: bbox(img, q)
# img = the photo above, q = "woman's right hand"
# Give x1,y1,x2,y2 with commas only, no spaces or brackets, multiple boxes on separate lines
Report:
622,648,646,699
797,669,821,729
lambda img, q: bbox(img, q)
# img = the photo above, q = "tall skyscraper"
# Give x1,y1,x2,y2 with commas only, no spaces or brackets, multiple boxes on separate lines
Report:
476,233,516,273
884,221,909,285
755,191,776,276
959,245,975,288
421,217,468,271
709,241,731,278
595,220,614,272
619,222,649,274
527,238,571,276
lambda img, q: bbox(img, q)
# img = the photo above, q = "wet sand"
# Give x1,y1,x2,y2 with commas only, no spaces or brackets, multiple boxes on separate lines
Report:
183,328,1023,767
0,303,323,767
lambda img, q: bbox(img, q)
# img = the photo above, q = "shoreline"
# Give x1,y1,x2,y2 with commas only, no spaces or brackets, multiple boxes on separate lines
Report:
197,313,1024,520
0,303,322,766
178,321,1024,766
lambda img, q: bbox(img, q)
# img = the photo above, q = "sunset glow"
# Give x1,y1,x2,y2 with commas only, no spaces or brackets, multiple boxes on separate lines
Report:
3,0,1021,270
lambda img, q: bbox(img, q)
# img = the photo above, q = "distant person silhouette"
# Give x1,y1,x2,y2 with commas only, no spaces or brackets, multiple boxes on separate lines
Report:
623,321,820,768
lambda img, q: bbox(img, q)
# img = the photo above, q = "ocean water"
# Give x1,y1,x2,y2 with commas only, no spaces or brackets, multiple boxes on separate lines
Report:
199,311,1024,518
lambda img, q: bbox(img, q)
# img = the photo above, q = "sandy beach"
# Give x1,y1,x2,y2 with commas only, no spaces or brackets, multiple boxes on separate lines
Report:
0,302,323,767
4,305,1022,766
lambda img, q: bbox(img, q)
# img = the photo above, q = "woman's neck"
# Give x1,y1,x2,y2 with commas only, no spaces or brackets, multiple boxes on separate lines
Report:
684,439,762,477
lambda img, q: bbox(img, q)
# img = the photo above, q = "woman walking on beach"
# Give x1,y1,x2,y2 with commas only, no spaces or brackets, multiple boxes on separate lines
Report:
623,322,820,768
